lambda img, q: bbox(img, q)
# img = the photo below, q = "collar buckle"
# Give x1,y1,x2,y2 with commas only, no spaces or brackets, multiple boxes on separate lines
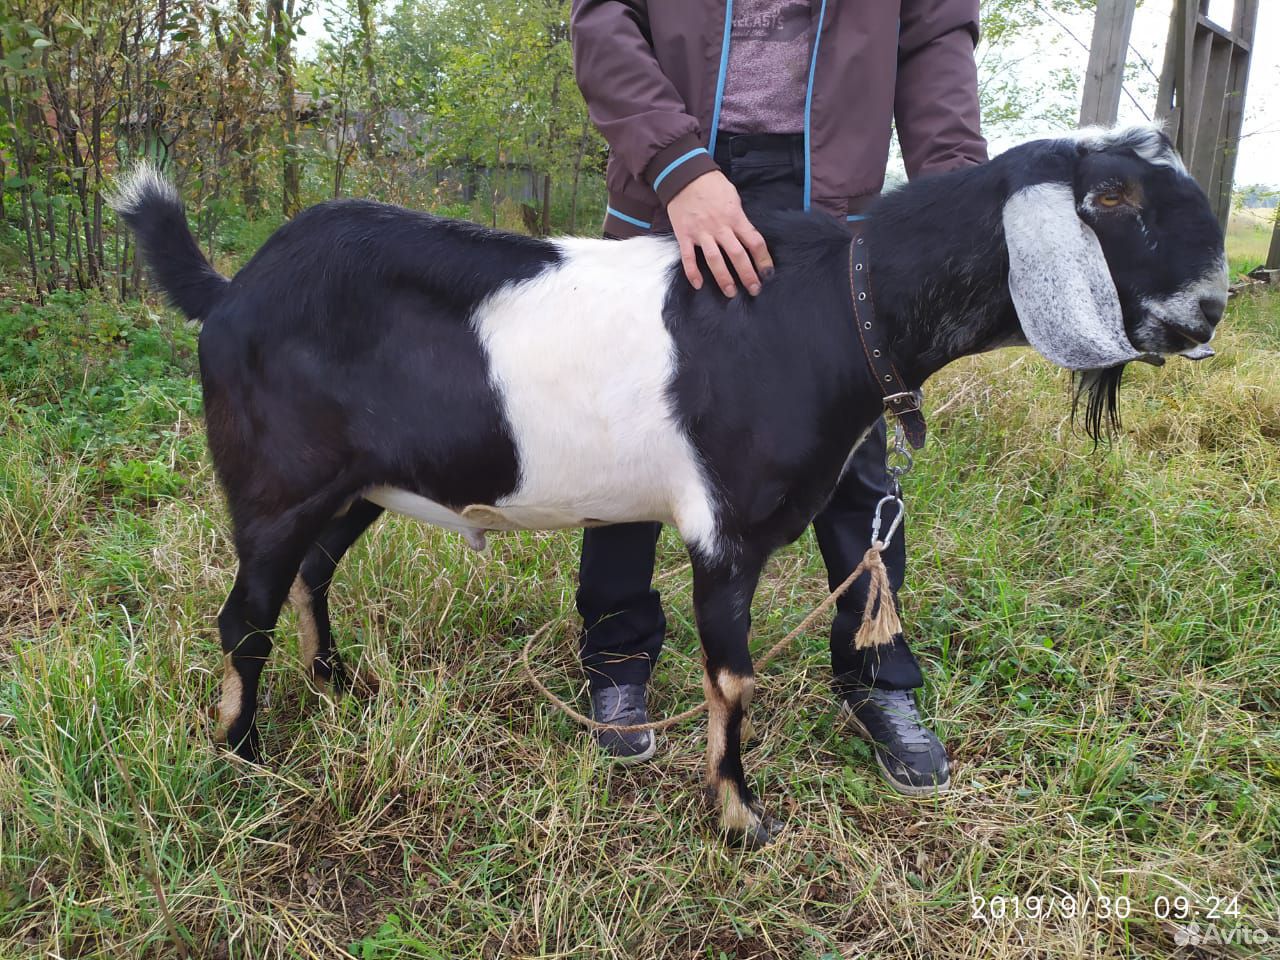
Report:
883,390,922,415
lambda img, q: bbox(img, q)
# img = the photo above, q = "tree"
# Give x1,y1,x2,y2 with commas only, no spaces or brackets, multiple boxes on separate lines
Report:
431,0,600,232
268,0,303,217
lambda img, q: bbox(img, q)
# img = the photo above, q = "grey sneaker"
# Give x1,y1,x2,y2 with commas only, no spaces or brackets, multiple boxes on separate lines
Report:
839,687,951,796
589,683,657,764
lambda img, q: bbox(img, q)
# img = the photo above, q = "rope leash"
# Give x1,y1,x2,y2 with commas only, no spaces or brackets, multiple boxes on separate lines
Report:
520,542,900,735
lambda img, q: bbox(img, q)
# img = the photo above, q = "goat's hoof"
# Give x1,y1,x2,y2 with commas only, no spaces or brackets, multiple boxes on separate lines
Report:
314,656,379,699
310,656,345,696
724,806,784,848
219,725,263,766
727,814,783,849
346,666,381,699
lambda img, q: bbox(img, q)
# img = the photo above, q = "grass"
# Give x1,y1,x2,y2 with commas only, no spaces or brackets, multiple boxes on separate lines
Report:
1226,207,1276,276
1,250,1279,958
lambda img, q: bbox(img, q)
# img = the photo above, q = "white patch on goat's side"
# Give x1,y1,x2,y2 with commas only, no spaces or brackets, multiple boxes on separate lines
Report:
463,236,719,555
1003,182,1143,370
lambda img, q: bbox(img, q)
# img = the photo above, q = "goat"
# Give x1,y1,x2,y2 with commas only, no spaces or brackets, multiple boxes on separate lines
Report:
115,124,1227,845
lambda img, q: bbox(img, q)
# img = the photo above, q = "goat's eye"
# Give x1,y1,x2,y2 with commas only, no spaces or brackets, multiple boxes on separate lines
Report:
1097,192,1126,208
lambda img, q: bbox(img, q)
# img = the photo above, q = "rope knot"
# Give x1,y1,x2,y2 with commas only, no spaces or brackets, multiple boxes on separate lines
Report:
853,543,901,649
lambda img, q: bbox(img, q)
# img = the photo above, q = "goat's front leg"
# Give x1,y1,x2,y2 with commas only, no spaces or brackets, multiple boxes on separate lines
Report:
691,550,780,847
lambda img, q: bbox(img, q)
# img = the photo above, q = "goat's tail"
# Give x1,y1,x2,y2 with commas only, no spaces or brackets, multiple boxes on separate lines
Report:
109,162,229,320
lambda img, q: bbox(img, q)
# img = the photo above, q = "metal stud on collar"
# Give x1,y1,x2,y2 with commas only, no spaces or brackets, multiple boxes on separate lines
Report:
848,224,927,450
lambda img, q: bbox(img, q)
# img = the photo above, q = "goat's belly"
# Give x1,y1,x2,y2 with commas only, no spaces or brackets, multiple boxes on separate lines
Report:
363,486,675,552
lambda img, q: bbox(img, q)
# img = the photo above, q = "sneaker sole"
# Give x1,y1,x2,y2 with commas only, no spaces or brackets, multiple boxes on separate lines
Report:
839,702,951,798
601,730,658,765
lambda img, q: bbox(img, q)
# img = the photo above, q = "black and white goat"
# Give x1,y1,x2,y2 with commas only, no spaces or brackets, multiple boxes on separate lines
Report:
115,124,1226,845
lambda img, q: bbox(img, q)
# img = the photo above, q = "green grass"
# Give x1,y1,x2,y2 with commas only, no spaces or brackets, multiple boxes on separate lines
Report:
1226,207,1276,276
1,270,1278,957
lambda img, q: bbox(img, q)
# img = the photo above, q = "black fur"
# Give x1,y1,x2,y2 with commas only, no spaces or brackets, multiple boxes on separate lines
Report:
665,210,871,558
1073,365,1126,443
196,199,564,530
118,130,1225,842
114,178,229,319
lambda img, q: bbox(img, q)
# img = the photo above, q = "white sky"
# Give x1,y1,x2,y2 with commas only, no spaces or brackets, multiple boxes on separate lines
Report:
993,0,1278,188
298,0,1278,187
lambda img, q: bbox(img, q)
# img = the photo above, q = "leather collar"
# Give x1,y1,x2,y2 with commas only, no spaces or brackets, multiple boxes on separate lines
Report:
848,225,926,449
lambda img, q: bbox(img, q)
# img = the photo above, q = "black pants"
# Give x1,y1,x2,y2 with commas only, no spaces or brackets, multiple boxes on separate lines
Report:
577,133,923,693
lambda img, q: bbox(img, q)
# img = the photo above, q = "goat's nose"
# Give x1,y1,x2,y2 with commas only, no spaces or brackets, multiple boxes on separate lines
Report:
1199,296,1225,327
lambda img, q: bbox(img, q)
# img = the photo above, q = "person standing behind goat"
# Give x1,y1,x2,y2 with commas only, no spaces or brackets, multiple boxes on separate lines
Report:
568,0,987,795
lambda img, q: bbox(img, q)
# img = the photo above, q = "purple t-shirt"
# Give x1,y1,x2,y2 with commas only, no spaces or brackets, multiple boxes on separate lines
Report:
718,0,813,135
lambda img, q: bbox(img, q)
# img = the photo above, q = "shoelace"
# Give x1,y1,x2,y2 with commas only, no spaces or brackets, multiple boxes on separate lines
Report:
865,689,934,749
593,686,647,725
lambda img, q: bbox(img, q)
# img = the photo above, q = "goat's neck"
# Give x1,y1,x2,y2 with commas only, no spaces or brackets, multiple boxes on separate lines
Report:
867,165,1024,388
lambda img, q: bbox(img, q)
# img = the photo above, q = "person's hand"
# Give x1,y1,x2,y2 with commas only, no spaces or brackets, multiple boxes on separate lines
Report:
666,170,773,297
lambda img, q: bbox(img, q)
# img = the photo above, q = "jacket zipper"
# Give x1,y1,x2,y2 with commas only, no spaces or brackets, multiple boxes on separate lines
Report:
707,0,735,158
803,0,829,210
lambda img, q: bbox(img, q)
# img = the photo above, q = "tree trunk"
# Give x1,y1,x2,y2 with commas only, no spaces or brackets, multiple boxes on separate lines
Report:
568,116,589,234
356,0,380,158
1,45,43,301
1268,207,1280,271
540,172,552,237
540,71,561,235
231,0,264,218
270,0,302,217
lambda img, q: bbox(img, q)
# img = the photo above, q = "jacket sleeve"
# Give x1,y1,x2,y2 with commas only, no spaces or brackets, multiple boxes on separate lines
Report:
895,0,989,179
570,0,719,204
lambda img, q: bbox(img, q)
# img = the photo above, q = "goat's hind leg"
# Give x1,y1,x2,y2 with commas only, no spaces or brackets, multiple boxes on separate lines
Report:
216,500,341,762
290,497,384,693
691,549,780,847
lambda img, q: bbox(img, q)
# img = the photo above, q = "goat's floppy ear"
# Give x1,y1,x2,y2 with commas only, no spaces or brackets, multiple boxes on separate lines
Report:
1002,181,1142,370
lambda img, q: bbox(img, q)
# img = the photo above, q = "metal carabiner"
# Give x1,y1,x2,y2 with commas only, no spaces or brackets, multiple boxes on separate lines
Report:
869,493,905,549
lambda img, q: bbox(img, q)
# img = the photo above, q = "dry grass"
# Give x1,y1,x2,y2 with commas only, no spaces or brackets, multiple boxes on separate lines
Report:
1226,207,1276,275
1,281,1277,957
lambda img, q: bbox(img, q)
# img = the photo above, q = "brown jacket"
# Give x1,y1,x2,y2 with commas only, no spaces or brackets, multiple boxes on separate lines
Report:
570,0,988,238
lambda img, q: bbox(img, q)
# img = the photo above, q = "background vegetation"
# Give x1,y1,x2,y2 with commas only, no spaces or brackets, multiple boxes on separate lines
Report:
1,1,1278,957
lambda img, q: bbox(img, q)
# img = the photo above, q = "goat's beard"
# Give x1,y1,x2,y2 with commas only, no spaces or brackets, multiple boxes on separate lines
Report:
1072,364,1126,444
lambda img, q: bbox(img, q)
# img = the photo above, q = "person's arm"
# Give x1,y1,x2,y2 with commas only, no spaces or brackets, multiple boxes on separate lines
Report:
895,0,989,179
570,0,770,296
570,0,718,203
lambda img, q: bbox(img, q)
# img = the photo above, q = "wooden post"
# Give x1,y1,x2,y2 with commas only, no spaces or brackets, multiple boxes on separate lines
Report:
1080,0,1137,127
1156,0,1198,152
1155,0,1259,230
1213,0,1260,226
1267,211,1280,271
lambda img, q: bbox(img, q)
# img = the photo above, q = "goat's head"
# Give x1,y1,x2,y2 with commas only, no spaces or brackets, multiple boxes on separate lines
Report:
1000,124,1227,434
